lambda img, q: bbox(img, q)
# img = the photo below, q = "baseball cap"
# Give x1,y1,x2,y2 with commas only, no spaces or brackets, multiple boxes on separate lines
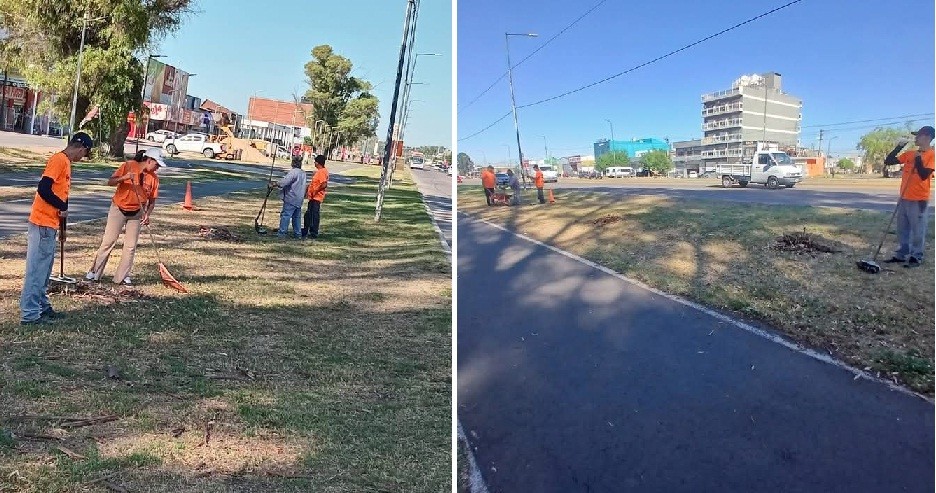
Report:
70,132,93,149
143,148,166,167
911,126,935,139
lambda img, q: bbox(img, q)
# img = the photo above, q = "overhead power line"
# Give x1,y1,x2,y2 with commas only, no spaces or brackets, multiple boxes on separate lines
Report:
458,111,512,141
802,112,934,129
459,0,806,142
458,0,610,113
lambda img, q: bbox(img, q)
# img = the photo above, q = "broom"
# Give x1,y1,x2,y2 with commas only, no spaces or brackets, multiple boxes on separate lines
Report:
132,182,187,292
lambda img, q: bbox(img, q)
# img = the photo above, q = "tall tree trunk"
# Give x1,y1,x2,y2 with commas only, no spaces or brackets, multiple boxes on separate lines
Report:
109,122,129,158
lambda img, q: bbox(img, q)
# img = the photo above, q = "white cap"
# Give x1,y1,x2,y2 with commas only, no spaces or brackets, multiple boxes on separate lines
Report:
143,148,166,167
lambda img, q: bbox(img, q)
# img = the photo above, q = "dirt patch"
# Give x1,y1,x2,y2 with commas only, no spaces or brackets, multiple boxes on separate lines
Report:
772,231,841,255
198,226,241,242
48,281,148,304
592,214,623,226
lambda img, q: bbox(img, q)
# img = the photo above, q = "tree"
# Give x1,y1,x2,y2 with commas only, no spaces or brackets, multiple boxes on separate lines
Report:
642,149,674,176
837,157,855,171
0,0,193,156
457,152,473,175
303,45,379,153
857,127,908,174
595,150,629,174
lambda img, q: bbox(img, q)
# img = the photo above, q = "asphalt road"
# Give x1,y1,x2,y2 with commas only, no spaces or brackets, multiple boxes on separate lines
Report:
410,168,452,247
459,178,913,212
457,215,934,492
0,159,361,240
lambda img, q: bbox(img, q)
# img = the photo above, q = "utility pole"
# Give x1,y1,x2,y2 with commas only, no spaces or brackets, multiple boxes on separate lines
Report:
817,129,824,157
68,12,91,137
376,0,417,222
505,32,537,186
762,81,768,141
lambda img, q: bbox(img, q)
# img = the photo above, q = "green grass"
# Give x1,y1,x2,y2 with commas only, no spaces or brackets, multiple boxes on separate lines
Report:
460,187,935,395
0,166,451,492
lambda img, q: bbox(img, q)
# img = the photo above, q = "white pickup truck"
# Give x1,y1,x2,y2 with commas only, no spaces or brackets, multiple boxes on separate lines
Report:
163,133,225,159
717,142,803,189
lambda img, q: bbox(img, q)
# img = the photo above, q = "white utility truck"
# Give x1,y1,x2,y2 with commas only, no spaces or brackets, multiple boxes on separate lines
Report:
717,142,803,189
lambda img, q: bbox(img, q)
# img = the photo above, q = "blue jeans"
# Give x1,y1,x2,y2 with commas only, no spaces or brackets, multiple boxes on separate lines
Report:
20,223,57,322
278,203,302,238
894,199,929,261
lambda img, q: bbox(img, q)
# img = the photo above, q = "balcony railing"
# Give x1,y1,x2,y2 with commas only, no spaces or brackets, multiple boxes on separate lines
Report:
701,87,741,102
702,118,744,131
702,134,743,145
702,103,743,116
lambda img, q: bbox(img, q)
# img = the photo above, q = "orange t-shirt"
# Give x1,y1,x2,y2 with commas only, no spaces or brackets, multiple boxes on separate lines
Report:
306,167,329,202
29,152,71,228
111,160,159,211
534,170,545,188
898,149,935,201
481,170,496,188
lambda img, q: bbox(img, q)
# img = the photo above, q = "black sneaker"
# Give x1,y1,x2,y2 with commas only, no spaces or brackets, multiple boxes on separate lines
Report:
21,317,52,326
904,257,921,268
41,307,61,320
883,257,905,264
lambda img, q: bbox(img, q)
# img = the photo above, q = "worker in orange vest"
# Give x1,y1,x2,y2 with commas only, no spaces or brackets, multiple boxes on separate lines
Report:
480,165,496,206
302,155,329,239
533,164,546,204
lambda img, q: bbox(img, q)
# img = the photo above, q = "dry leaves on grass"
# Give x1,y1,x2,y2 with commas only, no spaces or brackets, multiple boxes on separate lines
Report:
592,214,623,226
48,282,147,304
198,226,241,242
772,231,841,255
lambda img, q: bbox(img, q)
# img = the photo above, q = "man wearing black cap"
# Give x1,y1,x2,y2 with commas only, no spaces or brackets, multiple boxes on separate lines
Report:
882,125,934,268
19,132,92,324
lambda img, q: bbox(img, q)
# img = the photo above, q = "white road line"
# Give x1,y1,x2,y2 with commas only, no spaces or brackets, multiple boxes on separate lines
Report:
460,212,933,404
458,420,491,493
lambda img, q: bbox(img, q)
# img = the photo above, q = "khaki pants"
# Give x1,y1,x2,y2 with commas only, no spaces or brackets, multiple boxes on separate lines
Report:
89,204,142,283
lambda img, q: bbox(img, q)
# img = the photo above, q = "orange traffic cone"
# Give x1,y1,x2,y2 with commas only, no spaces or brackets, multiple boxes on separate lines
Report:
548,188,556,204
182,181,194,210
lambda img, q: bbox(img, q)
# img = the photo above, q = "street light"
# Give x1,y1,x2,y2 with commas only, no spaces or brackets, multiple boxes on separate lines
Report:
505,32,537,185
133,53,164,154
605,119,615,144
826,136,838,160
541,135,548,161
68,13,106,138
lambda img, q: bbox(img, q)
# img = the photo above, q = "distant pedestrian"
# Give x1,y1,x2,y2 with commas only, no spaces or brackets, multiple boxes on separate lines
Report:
20,132,93,325
882,126,934,268
86,148,164,285
303,155,329,239
533,164,546,204
507,169,521,206
274,154,308,238
481,165,496,206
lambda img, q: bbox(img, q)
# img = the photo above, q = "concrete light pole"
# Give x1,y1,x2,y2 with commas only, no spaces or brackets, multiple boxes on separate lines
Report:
506,32,537,185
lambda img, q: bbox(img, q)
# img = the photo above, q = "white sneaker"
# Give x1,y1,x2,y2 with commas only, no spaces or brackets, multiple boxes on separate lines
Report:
85,272,99,281
120,277,132,285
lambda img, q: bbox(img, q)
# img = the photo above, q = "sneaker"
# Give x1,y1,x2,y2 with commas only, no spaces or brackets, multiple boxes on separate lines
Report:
41,307,61,319
904,257,921,268
85,271,99,281
883,257,905,264
20,317,52,326
120,277,132,285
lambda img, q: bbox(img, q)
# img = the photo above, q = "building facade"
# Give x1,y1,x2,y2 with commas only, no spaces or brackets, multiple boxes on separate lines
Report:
242,97,313,147
700,72,802,169
671,139,704,175
594,138,669,161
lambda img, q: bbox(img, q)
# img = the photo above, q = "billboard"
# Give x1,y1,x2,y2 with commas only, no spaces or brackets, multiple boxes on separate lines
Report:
143,59,190,110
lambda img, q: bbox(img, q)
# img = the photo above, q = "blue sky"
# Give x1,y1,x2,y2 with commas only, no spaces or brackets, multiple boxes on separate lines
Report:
457,0,935,165
156,0,452,147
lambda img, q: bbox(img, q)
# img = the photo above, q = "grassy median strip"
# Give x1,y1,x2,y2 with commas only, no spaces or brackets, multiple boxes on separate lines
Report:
459,186,934,395
0,166,451,492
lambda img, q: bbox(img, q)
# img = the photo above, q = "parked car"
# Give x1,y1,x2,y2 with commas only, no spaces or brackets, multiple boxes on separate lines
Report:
457,175,464,183
163,133,224,158
145,129,178,143
495,172,510,187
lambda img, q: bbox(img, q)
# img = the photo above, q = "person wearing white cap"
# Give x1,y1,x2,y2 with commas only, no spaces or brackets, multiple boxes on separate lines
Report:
86,147,164,284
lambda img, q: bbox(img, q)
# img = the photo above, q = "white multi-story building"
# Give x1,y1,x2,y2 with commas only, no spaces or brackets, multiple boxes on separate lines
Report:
700,72,802,169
